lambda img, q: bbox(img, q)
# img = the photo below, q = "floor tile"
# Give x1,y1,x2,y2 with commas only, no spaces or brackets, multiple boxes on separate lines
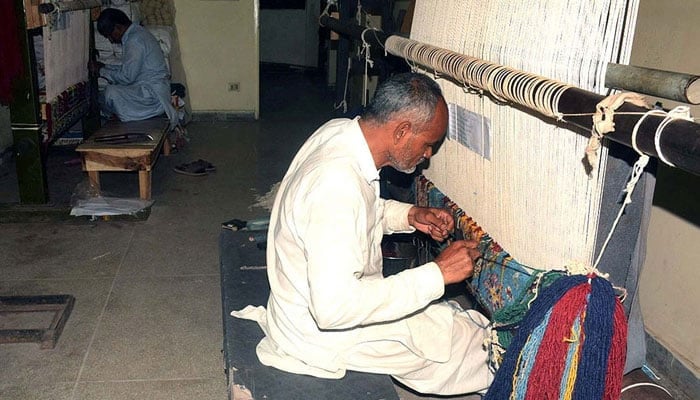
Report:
72,378,226,400
0,278,113,389
79,275,223,382
0,222,134,280
0,381,74,400
115,223,220,277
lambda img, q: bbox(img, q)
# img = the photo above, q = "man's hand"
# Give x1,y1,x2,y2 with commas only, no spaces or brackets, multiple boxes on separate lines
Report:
408,206,453,241
433,240,481,285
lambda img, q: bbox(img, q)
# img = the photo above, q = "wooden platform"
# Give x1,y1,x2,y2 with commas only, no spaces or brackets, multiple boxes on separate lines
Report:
219,228,399,400
76,119,170,200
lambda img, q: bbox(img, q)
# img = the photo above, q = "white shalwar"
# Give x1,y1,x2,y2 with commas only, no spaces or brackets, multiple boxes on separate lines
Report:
99,24,177,128
232,117,494,395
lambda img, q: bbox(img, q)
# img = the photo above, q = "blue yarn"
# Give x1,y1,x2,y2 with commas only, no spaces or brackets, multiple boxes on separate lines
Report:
572,276,616,400
558,309,584,397
513,308,553,399
484,274,587,400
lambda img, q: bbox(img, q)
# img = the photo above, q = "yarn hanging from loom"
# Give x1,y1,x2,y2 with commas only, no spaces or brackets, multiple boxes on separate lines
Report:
483,274,627,400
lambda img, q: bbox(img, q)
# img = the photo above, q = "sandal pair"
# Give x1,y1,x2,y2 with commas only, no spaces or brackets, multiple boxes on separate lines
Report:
173,159,216,176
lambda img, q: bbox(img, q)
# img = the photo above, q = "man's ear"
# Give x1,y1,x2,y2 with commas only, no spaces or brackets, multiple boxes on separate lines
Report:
393,121,412,144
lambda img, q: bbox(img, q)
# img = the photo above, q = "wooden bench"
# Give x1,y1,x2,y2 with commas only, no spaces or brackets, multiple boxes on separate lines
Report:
219,228,399,400
75,119,170,200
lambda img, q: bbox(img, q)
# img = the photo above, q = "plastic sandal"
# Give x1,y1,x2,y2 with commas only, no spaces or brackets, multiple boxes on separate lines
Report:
173,161,207,176
194,159,216,172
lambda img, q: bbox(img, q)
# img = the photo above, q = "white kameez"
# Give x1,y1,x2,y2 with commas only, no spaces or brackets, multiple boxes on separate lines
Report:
232,118,493,395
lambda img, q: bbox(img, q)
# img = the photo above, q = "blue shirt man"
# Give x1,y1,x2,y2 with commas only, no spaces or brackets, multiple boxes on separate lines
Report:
94,8,177,128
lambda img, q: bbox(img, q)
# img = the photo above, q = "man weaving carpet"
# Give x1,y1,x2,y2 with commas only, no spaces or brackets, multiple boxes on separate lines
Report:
232,73,494,395
90,8,177,129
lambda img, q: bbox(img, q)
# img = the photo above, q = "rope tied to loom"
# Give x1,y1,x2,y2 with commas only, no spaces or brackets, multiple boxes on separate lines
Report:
318,0,336,22
585,92,648,175
653,105,694,167
593,104,695,273
360,28,377,107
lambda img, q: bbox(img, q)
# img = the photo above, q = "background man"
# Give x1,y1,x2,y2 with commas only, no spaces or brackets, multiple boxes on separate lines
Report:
234,73,493,395
91,8,177,128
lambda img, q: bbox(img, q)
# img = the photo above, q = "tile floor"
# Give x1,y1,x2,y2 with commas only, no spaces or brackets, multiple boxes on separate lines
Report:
0,67,337,400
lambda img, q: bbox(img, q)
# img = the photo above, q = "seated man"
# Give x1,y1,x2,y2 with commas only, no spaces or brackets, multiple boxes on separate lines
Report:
233,73,494,395
91,8,177,128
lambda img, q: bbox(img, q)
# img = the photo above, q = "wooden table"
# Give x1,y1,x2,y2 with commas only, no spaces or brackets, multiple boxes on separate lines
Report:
76,119,170,200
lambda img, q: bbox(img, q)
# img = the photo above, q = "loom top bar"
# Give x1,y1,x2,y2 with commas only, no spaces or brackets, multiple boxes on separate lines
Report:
319,15,700,176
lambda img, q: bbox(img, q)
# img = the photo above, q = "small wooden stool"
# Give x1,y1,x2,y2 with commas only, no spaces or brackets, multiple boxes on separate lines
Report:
76,119,170,200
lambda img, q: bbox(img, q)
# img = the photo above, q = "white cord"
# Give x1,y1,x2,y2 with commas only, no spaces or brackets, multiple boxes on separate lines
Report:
654,105,693,167
621,382,673,397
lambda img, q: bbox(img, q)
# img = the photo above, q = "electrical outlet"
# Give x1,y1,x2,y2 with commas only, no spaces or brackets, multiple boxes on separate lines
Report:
228,82,240,92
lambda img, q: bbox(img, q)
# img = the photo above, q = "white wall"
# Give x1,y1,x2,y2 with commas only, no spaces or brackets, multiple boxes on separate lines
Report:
632,0,700,375
173,0,259,117
259,0,319,68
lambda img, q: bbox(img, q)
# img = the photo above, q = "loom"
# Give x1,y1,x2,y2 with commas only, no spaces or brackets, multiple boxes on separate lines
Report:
5,0,103,203
322,1,700,398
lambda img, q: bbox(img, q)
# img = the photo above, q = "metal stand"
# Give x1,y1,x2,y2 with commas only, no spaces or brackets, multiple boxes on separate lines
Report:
0,295,75,349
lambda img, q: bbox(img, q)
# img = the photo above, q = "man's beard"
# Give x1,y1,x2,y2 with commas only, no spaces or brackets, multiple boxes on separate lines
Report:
388,149,423,175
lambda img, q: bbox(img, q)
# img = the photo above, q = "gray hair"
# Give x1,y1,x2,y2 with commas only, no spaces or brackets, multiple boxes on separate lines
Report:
362,73,444,129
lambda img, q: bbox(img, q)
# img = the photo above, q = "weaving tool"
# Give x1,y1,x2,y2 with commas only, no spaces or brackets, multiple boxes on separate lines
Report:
93,132,154,144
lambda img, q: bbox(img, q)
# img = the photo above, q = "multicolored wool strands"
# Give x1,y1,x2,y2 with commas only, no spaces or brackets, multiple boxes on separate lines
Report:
483,275,627,400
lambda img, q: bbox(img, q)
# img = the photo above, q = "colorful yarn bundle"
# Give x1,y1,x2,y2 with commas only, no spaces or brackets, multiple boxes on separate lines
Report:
484,274,627,400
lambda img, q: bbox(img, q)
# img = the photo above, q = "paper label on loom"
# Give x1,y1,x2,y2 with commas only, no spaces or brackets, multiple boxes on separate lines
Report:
447,103,491,160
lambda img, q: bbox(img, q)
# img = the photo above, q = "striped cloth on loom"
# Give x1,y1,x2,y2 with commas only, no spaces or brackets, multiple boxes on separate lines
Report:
416,176,627,399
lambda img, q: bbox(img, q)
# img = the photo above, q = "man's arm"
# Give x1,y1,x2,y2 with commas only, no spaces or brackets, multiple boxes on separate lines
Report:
385,202,480,285
299,170,445,330
100,34,146,85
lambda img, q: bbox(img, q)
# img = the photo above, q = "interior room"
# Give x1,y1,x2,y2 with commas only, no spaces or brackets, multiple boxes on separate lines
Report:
0,1,698,399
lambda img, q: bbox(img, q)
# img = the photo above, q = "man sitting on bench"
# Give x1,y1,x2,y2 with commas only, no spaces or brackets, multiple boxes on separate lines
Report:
233,73,494,396
90,8,177,129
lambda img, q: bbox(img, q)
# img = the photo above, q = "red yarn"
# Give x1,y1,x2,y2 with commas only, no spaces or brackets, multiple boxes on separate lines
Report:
0,1,25,105
603,299,627,400
524,282,590,400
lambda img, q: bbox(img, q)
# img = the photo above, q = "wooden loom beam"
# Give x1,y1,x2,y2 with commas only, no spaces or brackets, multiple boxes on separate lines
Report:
38,0,104,14
320,15,700,177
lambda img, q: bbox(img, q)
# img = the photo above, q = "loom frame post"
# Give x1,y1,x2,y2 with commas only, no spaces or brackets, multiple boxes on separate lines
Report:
7,1,101,205
10,0,48,204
